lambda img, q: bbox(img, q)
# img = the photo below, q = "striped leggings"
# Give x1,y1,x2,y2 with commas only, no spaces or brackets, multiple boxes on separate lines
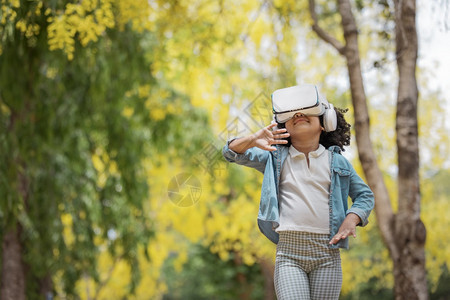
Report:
274,231,342,300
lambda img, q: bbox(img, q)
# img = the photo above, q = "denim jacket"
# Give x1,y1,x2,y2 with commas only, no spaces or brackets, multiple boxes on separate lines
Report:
222,141,374,249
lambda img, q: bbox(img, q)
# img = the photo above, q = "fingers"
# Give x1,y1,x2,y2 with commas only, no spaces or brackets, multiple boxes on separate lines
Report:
262,145,278,151
269,125,289,140
266,123,288,133
263,139,288,151
272,127,288,134
330,233,345,245
255,124,289,152
267,123,278,130
329,231,356,245
271,138,289,145
270,132,289,146
273,132,290,140
266,124,289,142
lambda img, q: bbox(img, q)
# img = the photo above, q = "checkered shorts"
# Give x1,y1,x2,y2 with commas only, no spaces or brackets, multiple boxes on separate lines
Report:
274,231,342,300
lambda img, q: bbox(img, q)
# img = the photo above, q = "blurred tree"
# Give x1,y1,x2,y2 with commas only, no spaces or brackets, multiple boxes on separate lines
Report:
161,243,266,300
0,0,209,299
308,0,427,298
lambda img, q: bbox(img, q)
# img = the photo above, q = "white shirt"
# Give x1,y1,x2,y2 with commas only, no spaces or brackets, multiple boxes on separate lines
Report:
276,144,331,234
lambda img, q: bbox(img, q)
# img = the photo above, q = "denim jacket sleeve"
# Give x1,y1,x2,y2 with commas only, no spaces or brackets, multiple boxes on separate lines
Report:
345,161,374,227
222,138,270,174
330,147,374,229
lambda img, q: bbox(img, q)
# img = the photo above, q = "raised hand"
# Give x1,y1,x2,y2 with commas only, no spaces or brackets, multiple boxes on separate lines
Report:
229,123,290,154
252,123,290,151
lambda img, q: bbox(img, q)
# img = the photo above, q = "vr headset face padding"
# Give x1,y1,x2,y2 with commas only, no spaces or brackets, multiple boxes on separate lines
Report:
271,84,338,131
272,84,324,123
322,103,337,132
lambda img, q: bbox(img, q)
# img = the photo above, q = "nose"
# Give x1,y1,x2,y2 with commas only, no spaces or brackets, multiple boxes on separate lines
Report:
293,112,305,118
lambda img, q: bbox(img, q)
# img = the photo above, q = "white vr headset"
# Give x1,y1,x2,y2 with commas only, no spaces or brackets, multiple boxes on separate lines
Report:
271,84,337,132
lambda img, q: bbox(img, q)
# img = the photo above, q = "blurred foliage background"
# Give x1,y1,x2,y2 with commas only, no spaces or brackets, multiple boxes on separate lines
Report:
0,0,449,299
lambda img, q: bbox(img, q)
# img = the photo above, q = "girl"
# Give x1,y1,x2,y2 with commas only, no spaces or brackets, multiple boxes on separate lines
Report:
222,85,374,299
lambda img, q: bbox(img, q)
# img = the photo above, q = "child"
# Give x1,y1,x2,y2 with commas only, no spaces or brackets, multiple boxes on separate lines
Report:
222,84,374,299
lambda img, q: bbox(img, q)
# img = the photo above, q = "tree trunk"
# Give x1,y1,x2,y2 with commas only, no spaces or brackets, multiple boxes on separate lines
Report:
1,114,29,299
308,0,428,299
39,273,54,300
335,0,398,257
259,257,276,300
393,0,428,298
1,227,26,300
233,251,251,300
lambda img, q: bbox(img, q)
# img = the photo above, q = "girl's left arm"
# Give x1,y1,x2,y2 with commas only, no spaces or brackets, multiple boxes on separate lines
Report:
329,165,375,245
346,166,375,227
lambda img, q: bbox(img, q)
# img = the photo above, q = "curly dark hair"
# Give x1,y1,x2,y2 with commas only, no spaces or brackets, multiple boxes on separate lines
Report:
277,107,351,151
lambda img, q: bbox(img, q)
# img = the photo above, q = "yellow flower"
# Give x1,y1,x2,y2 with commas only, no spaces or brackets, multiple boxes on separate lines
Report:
150,108,166,121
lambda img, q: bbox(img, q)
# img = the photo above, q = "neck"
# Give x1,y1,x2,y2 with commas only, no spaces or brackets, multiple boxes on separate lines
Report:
291,137,320,156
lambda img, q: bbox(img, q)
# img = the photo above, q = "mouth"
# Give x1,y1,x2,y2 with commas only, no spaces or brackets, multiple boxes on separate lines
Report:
293,117,308,125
